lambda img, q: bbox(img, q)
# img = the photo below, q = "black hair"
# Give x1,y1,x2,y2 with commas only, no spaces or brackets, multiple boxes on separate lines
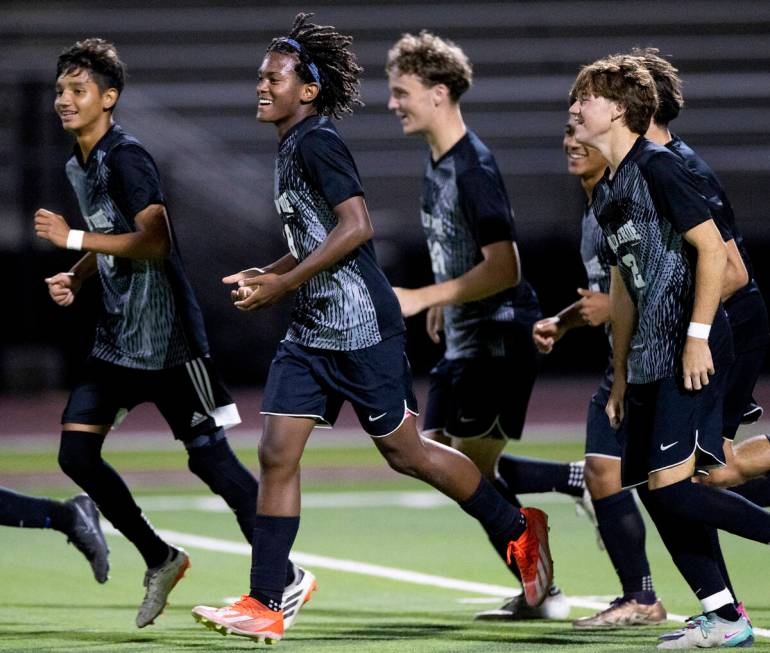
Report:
266,13,363,119
56,38,126,100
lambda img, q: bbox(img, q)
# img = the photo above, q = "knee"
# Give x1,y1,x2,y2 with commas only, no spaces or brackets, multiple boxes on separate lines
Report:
378,443,420,477
584,457,621,498
258,439,300,476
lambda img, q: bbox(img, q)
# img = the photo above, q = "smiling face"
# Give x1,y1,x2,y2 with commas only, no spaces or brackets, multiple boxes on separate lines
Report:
54,68,116,135
563,125,606,179
387,70,441,137
568,93,619,149
256,51,318,134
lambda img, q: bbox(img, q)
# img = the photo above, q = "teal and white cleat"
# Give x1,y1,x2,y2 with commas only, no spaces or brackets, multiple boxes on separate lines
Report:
657,612,753,649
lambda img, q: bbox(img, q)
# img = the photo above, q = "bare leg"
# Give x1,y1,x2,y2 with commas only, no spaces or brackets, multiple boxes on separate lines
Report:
584,456,622,499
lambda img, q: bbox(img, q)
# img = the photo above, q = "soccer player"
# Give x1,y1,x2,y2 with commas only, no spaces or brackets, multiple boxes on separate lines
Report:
569,54,770,649
531,122,667,629
191,14,552,644
634,47,770,500
0,488,108,582
34,38,315,630
385,30,572,621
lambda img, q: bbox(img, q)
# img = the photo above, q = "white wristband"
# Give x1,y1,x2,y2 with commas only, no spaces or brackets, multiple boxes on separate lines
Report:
66,229,85,251
687,322,711,339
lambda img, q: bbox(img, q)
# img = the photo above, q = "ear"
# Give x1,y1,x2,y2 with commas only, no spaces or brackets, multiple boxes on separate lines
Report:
301,82,320,104
610,101,626,123
430,83,450,107
102,88,119,112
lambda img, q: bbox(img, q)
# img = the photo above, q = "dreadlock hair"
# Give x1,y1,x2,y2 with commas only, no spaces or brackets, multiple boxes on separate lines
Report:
570,54,658,135
56,38,126,106
266,13,363,119
386,31,472,102
630,47,684,126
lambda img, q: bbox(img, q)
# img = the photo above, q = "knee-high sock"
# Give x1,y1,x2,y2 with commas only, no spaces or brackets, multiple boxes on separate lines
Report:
592,490,655,601
250,515,300,610
0,487,73,531
58,431,168,568
497,454,585,498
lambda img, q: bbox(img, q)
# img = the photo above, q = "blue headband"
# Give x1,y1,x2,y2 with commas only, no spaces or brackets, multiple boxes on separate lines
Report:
281,38,321,86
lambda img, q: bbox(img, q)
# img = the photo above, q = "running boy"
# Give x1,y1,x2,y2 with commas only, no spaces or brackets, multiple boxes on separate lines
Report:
35,38,314,630
569,54,770,649
191,14,552,644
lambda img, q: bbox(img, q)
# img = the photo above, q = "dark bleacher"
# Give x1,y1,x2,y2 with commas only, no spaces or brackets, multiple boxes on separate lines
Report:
2,1,769,388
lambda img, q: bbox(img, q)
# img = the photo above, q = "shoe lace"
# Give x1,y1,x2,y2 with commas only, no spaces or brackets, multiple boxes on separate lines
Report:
232,595,259,613
686,615,714,638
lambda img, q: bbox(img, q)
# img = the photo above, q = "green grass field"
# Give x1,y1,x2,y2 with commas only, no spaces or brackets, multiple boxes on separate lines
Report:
1,438,768,652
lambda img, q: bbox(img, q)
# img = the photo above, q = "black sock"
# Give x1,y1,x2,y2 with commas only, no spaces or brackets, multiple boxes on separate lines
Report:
58,431,169,568
0,487,74,531
497,454,585,498
492,475,521,508
730,475,770,508
592,490,655,602
459,476,526,579
714,604,741,622
250,515,300,611
186,433,259,542
651,478,770,544
639,486,732,610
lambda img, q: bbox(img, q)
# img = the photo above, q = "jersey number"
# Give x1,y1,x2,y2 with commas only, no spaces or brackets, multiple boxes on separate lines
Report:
428,241,446,276
621,253,646,289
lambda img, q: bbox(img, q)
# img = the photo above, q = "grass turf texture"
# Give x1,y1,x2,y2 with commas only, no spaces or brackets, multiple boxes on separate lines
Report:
1,440,768,652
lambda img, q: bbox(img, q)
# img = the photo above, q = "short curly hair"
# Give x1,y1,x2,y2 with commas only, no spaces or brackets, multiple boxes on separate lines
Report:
56,38,126,98
386,31,472,102
570,54,658,135
266,13,363,119
630,47,683,126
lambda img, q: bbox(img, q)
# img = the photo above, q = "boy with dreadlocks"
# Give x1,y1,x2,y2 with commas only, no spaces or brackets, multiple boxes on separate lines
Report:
191,14,553,644
35,38,314,630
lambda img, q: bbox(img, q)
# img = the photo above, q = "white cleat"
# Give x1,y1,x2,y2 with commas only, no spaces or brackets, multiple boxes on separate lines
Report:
657,613,753,649
282,564,318,630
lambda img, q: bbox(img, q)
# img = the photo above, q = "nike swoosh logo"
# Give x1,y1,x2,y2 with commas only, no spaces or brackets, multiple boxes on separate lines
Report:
459,416,476,423
724,631,741,640
660,441,678,451
368,412,387,422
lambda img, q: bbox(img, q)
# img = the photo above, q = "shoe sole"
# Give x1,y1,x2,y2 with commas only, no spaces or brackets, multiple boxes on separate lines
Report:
192,611,281,644
137,555,191,628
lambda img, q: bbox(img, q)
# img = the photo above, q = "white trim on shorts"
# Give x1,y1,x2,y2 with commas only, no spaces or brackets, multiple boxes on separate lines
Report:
260,411,333,429
584,453,622,461
370,401,419,439
444,414,509,440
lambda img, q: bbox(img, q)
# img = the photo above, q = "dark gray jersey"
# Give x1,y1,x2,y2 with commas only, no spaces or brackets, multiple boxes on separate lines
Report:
421,130,541,359
65,125,208,370
274,116,403,351
592,137,731,384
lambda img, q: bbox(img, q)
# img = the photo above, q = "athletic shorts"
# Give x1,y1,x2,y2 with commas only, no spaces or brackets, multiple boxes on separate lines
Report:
621,371,728,489
261,334,418,438
584,371,626,459
62,356,241,441
422,335,537,440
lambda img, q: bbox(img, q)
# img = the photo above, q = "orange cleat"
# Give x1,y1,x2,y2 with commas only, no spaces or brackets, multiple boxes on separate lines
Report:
506,507,554,607
192,595,284,644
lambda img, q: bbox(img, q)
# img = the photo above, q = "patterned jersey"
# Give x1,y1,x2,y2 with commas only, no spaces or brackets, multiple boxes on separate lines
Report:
64,124,209,370
274,115,403,351
580,203,612,295
421,130,541,359
592,137,731,384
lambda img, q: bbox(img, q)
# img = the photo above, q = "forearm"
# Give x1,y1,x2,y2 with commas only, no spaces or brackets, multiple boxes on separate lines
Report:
80,231,169,260
69,252,98,281
281,221,370,291
262,253,299,275
555,300,589,331
691,244,726,325
609,269,634,382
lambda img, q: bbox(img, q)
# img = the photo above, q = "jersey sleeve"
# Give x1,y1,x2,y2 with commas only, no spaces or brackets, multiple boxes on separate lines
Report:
298,128,364,209
456,167,516,247
107,144,165,222
643,152,713,235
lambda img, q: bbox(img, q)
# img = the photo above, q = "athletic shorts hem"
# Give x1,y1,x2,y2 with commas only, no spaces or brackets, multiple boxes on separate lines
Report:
211,403,241,429
584,452,622,461
444,415,511,440
260,411,333,429
371,404,419,439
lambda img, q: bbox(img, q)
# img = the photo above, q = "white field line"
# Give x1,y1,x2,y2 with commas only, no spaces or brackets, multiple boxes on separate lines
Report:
101,523,770,638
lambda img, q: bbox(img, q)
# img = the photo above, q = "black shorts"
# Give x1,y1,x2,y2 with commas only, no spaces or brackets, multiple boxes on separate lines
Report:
422,335,537,440
622,372,727,488
62,356,240,442
584,372,626,460
261,334,418,438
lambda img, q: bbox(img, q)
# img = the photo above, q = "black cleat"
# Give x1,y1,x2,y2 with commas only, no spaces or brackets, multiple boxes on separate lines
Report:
66,494,110,583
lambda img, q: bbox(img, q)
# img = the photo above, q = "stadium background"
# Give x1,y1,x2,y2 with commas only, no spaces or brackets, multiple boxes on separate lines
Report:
3,0,770,393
